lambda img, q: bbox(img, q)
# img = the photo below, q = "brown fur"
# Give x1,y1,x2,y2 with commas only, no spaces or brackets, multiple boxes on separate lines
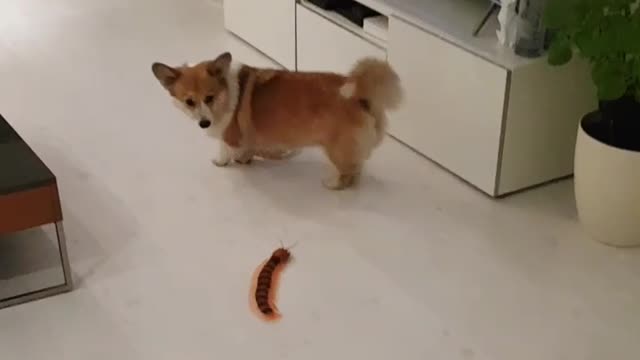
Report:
152,53,403,189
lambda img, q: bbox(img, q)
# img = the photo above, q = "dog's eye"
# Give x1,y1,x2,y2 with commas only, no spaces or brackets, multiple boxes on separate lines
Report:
204,95,214,104
185,98,195,107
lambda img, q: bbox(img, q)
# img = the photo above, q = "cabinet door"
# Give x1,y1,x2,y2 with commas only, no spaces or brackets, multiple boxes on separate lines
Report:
296,4,386,73
387,17,507,195
224,0,296,69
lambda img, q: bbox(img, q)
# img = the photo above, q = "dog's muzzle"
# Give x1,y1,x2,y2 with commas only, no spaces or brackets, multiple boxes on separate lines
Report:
199,118,212,129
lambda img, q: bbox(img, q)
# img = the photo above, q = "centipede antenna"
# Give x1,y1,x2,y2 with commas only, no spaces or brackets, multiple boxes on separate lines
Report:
286,241,300,250
277,239,300,250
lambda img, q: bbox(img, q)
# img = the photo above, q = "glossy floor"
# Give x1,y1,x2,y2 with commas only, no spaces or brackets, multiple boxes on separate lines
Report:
1,0,639,359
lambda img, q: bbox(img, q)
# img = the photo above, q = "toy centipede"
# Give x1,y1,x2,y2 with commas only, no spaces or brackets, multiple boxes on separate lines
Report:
249,247,292,321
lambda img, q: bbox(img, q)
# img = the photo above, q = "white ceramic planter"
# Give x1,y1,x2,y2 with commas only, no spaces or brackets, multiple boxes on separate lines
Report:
574,112,640,247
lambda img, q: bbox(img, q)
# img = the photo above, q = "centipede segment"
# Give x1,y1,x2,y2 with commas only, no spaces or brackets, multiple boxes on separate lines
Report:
251,248,291,320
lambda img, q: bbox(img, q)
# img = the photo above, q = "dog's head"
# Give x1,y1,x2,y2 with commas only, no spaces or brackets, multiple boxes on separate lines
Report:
151,52,235,133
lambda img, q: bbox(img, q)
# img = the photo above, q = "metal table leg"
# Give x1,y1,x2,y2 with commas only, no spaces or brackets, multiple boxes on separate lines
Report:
55,221,73,291
0,222,73,310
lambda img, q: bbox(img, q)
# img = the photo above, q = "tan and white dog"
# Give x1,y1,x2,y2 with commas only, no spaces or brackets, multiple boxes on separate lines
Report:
151,52,403,190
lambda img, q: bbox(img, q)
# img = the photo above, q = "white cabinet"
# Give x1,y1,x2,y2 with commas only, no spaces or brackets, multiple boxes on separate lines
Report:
296,4,386,73
224,0,296,69
387,16,508,194
386,16,596,196
497,59,597,194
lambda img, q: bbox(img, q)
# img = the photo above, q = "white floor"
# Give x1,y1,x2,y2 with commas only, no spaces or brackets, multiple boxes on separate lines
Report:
1,0,639,359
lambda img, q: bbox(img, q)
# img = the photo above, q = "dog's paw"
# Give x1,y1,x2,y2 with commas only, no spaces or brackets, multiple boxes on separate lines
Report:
322,174,357,190
236,157,253,165
235,152,254,165
322,177,346,190
212,158,231,167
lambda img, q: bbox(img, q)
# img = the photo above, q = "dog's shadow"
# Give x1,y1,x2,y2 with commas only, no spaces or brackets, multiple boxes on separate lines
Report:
231,150,332,217
230,149,442,223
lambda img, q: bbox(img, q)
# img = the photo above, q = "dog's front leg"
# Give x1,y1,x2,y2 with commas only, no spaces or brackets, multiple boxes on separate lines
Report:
213,142,254,167
212,141,233,167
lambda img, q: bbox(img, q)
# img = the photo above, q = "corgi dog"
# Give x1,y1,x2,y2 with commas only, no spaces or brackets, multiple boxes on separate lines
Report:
151,52,403,190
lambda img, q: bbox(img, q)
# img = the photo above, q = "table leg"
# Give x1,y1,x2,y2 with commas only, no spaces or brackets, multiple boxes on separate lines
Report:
55,221,73,290
0,222,73,309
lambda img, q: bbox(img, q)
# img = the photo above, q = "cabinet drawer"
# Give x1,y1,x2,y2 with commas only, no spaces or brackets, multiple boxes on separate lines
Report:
224,0,296,69
387,17,507,194
296,4,386,73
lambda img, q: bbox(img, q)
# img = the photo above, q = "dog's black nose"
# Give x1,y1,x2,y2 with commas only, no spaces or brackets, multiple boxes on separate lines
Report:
199,119,211,129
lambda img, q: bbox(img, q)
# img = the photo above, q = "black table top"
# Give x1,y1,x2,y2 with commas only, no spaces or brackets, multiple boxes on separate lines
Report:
0,114,56,196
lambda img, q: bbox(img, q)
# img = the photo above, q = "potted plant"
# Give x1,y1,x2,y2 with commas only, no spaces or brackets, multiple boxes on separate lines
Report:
544,0,640,247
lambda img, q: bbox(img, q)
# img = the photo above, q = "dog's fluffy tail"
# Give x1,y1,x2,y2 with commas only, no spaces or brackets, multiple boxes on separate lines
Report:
340,58,403,148
341,58,403,112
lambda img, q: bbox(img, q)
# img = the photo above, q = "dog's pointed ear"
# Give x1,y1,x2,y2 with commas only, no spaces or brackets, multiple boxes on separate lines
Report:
152,62,181,89
206,52,232,78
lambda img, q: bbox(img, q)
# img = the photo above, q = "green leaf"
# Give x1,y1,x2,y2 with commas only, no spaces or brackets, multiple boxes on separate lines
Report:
592,60,628,100
548,40,573,65
544,0,639,101
604,15,639,53
597,79,627,101
621,21,640,55
575,30,606,58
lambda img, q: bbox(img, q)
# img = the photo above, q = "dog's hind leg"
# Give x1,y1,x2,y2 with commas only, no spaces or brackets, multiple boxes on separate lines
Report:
322,139,363,190
235,148,255,164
